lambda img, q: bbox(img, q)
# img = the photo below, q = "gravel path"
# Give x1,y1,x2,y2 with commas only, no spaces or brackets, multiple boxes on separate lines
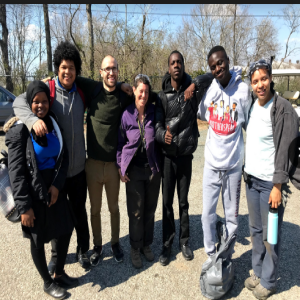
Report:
0,128,299,300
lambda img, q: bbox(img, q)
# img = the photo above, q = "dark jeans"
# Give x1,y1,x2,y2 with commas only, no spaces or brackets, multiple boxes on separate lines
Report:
51,170,90,261
162,154,192,247
246,175,285,290
125,165,161,249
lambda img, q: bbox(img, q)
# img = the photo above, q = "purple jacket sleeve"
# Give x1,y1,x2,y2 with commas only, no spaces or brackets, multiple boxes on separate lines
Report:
116,112,127,170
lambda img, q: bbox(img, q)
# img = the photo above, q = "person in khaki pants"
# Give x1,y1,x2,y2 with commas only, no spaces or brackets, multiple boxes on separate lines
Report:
75,55,133,265
85,160,120,251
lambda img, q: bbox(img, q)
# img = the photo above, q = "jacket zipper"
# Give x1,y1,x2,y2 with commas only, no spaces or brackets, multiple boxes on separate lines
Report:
176,90,181,157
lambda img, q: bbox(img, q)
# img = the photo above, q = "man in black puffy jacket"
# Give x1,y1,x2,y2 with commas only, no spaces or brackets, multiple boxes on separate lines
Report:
155,50,213,266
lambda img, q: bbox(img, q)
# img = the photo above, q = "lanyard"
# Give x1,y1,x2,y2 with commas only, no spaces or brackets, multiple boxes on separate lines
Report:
137,117,146,152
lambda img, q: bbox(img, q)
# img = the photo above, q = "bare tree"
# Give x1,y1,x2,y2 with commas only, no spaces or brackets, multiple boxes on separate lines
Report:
86,4,94,79
232,4,237,65
139,14,146,73
278,4,300,68
69,4,87,67
43,4,52,74
182,4,279,71
0,4,13,92
7,4,42,92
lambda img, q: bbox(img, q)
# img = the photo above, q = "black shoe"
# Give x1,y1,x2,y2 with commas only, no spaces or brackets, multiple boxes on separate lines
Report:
159,246,171,266
76,251,91,269
54,271,79,289
90,245,103,267
181,243,193,261
111,242,124,263
48,259,56,276
44,282,67,299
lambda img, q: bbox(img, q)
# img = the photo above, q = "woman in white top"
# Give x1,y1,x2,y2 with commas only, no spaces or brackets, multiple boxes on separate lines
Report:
244,58,298,300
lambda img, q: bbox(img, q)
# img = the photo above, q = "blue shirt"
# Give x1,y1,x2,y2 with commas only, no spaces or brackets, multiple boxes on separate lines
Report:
31,130,60,170
57,76,77,93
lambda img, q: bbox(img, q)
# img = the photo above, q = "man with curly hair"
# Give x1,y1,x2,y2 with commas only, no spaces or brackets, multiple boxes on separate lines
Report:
13,41,92,272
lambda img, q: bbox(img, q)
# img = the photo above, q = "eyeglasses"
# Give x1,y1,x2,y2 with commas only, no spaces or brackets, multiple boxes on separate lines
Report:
101,67,118,73
135,74,151,83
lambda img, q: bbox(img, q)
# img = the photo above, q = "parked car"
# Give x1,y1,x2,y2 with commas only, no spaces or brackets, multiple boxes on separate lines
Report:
0,85,15,124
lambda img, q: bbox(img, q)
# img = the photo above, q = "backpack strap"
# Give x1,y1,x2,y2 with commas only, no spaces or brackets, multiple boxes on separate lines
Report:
49,80,56,108
77,87,86,110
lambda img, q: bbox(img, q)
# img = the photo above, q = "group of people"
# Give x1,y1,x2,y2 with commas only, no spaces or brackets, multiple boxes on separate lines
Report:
5,39,298,300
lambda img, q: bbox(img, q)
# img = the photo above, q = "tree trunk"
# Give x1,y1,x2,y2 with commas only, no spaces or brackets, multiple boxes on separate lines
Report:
233,4,237,65
124,4,127,81
140,14,146,74
86,4,94,79
0,4,14,92
43,4,52,74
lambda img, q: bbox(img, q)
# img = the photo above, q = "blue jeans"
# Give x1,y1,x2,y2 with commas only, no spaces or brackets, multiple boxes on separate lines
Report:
246,175,285,290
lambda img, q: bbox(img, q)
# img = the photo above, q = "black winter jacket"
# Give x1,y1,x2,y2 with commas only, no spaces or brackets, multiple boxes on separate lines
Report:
155,72,213,157
4,113,69,215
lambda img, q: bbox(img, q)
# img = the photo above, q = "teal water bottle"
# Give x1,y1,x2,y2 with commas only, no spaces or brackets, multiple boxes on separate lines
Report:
267,206,278,245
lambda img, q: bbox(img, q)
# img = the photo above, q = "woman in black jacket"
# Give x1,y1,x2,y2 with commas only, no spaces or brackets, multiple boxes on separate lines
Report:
243,59,299,299
5,81,77,299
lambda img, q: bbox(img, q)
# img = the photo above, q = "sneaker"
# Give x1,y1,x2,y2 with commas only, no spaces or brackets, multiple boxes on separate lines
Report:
90,246,103,267
244,273,261,291
159,246,171,266
140,246,154,262
75,251,91,269
253,283,276,300
111,242,124,263
131,247,142,268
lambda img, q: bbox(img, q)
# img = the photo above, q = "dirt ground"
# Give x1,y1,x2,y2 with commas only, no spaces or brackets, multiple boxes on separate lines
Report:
0,128,300,300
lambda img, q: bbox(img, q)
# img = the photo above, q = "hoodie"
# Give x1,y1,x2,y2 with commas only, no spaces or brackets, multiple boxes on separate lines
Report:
198,66,251,170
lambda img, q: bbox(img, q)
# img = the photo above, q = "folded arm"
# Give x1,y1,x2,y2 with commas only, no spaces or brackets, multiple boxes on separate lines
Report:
13,92,39,132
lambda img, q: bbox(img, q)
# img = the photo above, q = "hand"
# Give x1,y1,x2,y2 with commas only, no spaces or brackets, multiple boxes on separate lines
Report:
33,119,48,137
118,168,130,183
121,83,133,96
268,184,282,209
48,185,59,207
184,83,195,101
42,76,52,83
165,126,173,145
21,208,35,227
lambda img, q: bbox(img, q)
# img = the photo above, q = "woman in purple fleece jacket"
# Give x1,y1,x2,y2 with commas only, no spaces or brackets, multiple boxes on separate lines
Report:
117,74,161,269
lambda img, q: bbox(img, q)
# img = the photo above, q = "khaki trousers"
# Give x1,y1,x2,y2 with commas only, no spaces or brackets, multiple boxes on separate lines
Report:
85,158,120,246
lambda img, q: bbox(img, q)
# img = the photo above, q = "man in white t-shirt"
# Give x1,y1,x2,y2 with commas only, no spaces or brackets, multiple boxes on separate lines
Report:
184,45,251,259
